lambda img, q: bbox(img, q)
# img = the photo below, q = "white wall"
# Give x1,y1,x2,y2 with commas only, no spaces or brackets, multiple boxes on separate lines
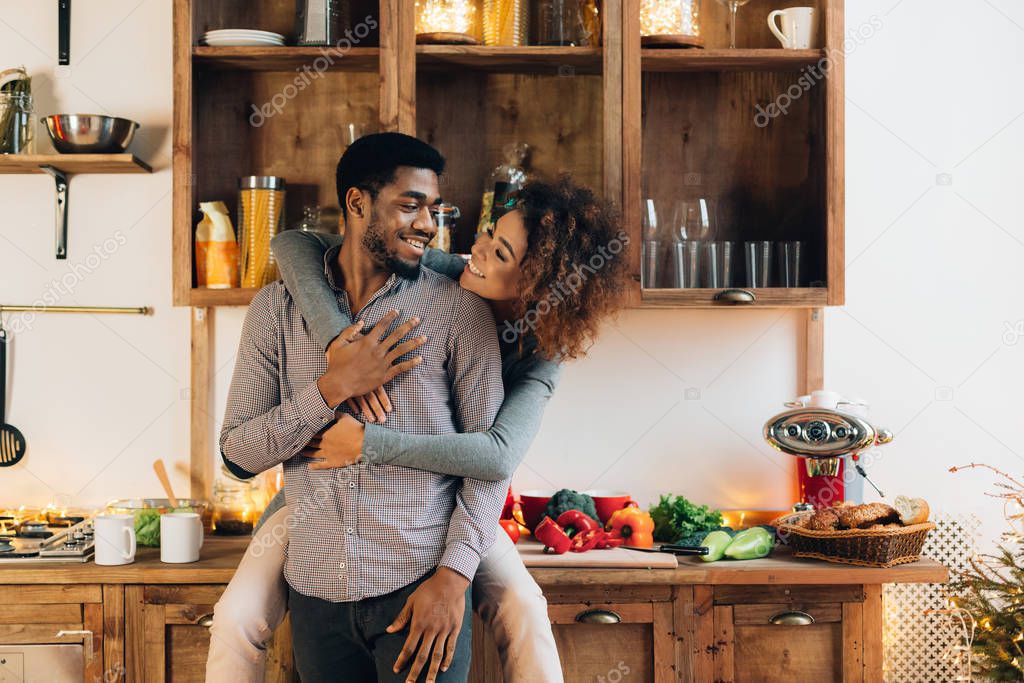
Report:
1,1,1021,547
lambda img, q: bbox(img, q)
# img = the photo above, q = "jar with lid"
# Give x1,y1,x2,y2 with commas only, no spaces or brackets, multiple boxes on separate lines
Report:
431,203,460,253
238,176,286,288
534,0,599,46
640,0,703,47
210,475,260,535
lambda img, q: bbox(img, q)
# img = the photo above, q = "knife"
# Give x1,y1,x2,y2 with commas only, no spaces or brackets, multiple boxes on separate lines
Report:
624,544,709,556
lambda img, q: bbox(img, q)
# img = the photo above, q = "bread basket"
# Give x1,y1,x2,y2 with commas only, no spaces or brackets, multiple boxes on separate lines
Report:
776,514,935,568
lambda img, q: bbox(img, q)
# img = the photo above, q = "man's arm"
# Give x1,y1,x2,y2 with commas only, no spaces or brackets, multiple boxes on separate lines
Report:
437,288,507,580
220,286,337,475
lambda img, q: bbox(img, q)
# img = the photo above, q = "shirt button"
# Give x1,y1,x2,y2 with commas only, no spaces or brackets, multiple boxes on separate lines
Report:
339,562,346,569
346,527,354,534
349,482,356,488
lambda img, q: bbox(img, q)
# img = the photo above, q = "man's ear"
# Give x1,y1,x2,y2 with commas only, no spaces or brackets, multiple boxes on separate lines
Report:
345,187,365,218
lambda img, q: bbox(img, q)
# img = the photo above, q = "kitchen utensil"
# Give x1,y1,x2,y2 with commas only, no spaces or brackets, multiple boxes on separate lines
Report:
768,7,817,49
704,240,736,288
160,512,204,563
519,489,555,530
94,514,136,566
777,240,803,287
295,0,347,46
0,324,26,467
625,544,710,556
58,0,71,64
584,490,638,524
152,459,179,508
672,240,701,288
744,240,773,288
764,406,893,509
41,114,139,154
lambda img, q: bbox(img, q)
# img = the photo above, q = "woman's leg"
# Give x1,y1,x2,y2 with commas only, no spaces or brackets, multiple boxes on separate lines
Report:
205,505,290,683
474,531,564,683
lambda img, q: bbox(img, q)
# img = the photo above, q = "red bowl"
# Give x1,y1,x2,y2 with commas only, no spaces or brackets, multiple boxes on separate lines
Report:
519,490,556,530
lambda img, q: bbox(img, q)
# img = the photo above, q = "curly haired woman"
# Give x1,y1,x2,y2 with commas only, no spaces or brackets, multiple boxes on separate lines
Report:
206,177,630,683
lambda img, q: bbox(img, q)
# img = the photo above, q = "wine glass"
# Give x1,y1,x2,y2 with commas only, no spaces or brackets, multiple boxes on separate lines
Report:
716,0,753,49
671,198,716,242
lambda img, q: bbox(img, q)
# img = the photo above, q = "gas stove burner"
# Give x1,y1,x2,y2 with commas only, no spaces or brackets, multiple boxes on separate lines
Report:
18,521,51,538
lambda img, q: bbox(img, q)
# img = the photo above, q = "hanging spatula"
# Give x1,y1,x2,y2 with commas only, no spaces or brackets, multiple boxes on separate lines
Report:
0,325,27,466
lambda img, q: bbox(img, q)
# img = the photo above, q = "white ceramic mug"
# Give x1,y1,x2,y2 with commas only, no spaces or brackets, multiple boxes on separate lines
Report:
160,512,204,564
94,514,137,566
768,7,817,49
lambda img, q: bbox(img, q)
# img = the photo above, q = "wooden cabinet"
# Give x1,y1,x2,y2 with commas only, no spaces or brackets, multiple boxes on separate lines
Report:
124,584,295,683
172,0,844,309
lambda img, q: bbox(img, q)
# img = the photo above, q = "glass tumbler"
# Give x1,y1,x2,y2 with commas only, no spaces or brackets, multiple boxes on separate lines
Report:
744,240,773,288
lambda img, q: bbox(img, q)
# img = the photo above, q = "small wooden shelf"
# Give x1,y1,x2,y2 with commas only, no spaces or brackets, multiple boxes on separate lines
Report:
417,45,602,74
190,288,261,307
0,153,152,174
192,46,380,72
641,288,828,308
642,48,826,72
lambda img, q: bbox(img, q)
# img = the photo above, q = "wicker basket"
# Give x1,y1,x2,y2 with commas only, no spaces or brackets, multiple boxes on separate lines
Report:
776,520,936,568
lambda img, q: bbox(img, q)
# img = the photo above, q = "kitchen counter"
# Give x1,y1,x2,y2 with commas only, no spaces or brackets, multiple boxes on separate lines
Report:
0,536,948,586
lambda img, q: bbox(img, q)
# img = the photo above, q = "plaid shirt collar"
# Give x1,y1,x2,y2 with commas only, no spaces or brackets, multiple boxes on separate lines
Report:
322,243,401,310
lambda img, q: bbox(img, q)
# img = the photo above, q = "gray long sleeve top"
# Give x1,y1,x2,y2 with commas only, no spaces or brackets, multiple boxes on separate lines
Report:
249,230,562,529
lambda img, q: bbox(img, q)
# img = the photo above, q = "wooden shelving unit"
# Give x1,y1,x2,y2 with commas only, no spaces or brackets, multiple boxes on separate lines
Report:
0,154,151,174
173,0,843,310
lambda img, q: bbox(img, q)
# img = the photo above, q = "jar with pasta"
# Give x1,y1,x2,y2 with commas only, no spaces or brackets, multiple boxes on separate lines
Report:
238,176,286,288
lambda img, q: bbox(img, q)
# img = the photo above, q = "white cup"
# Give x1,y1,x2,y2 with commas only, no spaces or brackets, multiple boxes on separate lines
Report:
768,7,818,49
94,514,137,566
160,512,204,564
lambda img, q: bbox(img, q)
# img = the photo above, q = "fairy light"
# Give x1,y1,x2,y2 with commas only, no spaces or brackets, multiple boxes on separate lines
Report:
640,0,700,37
416,0,477,35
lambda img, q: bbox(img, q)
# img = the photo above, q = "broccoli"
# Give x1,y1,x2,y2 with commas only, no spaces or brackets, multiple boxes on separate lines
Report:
544,489,598,524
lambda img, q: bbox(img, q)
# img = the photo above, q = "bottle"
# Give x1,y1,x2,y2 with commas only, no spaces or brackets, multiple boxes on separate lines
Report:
477,143,529,236
195,201,240,289
483,0,529,46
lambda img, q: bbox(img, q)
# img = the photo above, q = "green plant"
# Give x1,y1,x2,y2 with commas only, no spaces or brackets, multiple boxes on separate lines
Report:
649,493,724,544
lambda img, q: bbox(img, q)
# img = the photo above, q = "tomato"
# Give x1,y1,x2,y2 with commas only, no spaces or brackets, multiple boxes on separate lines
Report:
499,518,520,544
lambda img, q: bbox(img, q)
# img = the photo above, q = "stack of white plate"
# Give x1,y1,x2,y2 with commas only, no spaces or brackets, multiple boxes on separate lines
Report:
203,29,286,47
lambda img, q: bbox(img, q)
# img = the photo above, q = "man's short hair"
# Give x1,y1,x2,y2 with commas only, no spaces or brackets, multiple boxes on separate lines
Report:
336,132,446,217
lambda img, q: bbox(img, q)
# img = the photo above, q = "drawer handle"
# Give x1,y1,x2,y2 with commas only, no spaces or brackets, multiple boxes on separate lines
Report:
196,613,215,628
769,610,815,626
575,608,621,624
715,289,756,304
55,629,93,661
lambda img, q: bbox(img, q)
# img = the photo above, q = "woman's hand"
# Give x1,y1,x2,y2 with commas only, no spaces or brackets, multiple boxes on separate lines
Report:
347,386,392,423
303,414,366,470
316,311,427,407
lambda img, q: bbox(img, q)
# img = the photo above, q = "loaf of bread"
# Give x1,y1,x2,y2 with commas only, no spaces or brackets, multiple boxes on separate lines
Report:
836,502,900,529
894,496,930,525
805,508,840,531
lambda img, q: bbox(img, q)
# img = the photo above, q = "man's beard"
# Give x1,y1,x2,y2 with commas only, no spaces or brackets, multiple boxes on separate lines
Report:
361,213,421,280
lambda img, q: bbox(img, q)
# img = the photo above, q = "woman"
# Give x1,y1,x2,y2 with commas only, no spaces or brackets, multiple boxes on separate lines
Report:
206,178,629,682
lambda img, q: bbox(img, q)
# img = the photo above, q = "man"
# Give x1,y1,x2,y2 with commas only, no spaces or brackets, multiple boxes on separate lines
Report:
220,133,507,681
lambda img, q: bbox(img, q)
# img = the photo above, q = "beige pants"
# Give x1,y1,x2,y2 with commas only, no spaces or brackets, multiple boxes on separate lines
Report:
205,506,563,683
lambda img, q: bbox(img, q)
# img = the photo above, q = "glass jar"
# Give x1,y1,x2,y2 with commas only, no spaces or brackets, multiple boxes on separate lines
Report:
0,93,34,154
238,176,286,288
640,0,702,45
483,0,529,46
431,203,460,253
210,477,259,536
415,0,483,44
534,0,598,46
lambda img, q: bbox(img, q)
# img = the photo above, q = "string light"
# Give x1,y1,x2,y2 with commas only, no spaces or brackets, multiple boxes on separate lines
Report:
640,0,700,37
416,0,477,35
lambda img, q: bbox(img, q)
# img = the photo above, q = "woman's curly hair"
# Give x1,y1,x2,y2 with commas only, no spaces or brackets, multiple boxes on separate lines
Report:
511,177,630,361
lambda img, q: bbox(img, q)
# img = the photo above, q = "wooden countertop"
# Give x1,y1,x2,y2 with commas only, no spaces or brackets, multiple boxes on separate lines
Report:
0,537,948,586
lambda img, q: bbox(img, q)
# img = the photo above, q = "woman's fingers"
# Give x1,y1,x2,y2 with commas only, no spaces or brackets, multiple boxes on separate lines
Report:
381,316,421,349
368,309,400,342
364,391,387,423
385,336,428,364
373,386,392,413
325,320,364,353
345,398,360,415
353,394,372,421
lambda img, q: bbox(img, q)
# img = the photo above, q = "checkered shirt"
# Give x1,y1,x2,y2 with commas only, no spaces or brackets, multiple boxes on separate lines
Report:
220,257,506,602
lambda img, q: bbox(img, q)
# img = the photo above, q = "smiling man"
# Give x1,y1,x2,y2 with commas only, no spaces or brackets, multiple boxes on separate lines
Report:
219,133,506,681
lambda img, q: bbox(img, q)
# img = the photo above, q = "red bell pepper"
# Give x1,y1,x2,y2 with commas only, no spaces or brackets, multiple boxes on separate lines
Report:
499,518,520,544
555,510,601,537
570,528,603,552
534,517,572,554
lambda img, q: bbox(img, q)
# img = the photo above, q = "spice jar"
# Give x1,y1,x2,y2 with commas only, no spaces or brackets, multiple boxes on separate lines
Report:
210,477,259,536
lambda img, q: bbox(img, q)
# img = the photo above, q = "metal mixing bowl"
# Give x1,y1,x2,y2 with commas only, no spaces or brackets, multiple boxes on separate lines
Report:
41,114,140,153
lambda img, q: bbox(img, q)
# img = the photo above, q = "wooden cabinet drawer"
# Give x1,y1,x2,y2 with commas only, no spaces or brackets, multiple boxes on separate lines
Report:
0,585,104,681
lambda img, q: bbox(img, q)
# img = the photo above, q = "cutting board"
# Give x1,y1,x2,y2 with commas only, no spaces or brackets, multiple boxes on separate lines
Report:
517,539,678,569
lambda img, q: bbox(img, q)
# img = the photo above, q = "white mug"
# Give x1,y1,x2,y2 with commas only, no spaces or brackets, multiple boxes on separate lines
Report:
94,514,137,566
160,512,204,564
768,7,818,49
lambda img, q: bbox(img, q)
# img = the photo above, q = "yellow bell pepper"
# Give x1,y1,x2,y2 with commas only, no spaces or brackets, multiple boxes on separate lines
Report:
605,506,655,548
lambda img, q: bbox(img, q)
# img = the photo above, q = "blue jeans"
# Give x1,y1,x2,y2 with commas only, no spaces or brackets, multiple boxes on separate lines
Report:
288,571,473,682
